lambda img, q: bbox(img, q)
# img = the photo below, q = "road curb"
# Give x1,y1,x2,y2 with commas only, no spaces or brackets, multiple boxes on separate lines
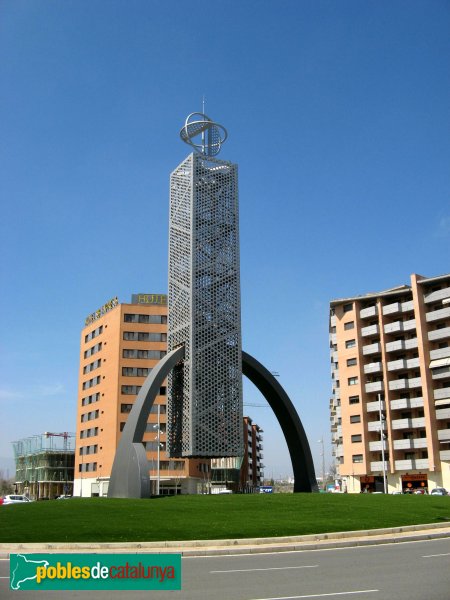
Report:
1,521,449,557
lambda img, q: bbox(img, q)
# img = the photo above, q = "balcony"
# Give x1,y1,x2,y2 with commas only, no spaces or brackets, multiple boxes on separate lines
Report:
440,450,450,460
394,459,429,470
330,314,337,327
360,306,378,319
385,338,418,353
390,397,424,411
361,324,379,338
363,342,381,356
383,302,401,316
387,357,420,372
430,347,450,361
329,333,337,345
437,429,450,442
384,319,416,335
393,438,428,450
370,461,390,471
388,377,421,391
391,417,425,430
428,327,450,342
382,300,414,316
436,407,450,420
424,286,450,304
432,367,450,380
369,440,388,452
365,381,384,393
368,420,386,432
364,361,382,375
426,306,450,323
434,388,450,401
367,400,386,412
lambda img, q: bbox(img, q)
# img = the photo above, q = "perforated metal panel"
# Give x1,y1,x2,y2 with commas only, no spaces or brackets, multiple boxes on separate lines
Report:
167,153,243,457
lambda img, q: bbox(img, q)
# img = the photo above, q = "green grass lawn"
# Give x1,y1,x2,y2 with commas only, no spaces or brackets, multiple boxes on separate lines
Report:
1,494,449,544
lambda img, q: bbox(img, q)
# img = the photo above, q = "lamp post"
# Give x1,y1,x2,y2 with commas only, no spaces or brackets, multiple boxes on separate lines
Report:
378,393,388,494
318,437,326,491
152,404,163,496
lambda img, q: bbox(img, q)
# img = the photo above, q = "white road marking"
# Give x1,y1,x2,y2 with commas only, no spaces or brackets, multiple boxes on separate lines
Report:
422,552,450,558
211,565,319,573
250,591,379,600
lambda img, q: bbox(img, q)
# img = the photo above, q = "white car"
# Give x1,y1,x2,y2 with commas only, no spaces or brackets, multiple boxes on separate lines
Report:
430,488,448,496
2,495,32,505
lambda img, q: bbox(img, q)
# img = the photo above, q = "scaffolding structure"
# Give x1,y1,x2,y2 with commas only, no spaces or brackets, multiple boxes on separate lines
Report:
12,432,75,499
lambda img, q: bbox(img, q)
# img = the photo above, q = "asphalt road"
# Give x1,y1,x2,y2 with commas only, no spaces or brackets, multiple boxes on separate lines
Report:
1,538,449,599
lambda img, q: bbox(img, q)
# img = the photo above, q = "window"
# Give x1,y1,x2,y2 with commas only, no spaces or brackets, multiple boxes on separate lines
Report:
121,385,142,395
123,332,167,342
83,359,101,374
80,427,98,439
82,376,101,390
79,445,98,456
121,403,133,413
81,392,100,407
79,462,97,473
85,326,103,343
343,303,353,313
347,358,357,367
348,377,358,386
352,454,363,463
159,386,167,395
350,415,361,423
345,339,356,349
120,422,126,432
330,326,336,334
122,349,166,360
122,367,151,377
84,342,102,358
124,314,167,324
81,410,99,423
344,321,355,331
349,395,360,405
351,434,362,443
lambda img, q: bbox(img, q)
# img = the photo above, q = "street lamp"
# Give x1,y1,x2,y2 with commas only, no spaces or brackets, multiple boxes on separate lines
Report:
152,404,164,496
318,438,326,491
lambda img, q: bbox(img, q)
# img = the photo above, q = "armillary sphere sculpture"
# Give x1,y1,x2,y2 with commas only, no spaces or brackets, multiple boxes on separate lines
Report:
180,112,228,157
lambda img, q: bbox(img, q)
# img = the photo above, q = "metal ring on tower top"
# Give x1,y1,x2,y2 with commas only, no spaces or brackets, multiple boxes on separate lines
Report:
180,112,228,157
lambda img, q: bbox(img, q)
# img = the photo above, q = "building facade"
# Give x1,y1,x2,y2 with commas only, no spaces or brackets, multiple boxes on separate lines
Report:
13,433,75,500
210,416,264,493
329,273,450,493
74,294,208,497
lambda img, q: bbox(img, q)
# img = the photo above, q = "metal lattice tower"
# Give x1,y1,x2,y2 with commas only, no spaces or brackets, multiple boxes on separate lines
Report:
167,148,243,457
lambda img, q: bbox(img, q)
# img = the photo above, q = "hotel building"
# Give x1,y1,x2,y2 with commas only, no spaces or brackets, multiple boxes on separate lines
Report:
329,273,450,493
73,294,208,497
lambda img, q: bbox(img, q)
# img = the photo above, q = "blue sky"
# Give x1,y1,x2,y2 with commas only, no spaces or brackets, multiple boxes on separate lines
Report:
1,1,449,479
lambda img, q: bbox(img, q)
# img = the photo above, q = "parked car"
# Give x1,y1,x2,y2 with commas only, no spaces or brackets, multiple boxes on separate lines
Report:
414,489,426,494
56,495,72,500
430,488,448,496
2,495,32,504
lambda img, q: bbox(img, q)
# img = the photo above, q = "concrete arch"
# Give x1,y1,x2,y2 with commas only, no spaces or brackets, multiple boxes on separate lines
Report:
108,346,318,497
108,346,185,498
242,351,318,493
